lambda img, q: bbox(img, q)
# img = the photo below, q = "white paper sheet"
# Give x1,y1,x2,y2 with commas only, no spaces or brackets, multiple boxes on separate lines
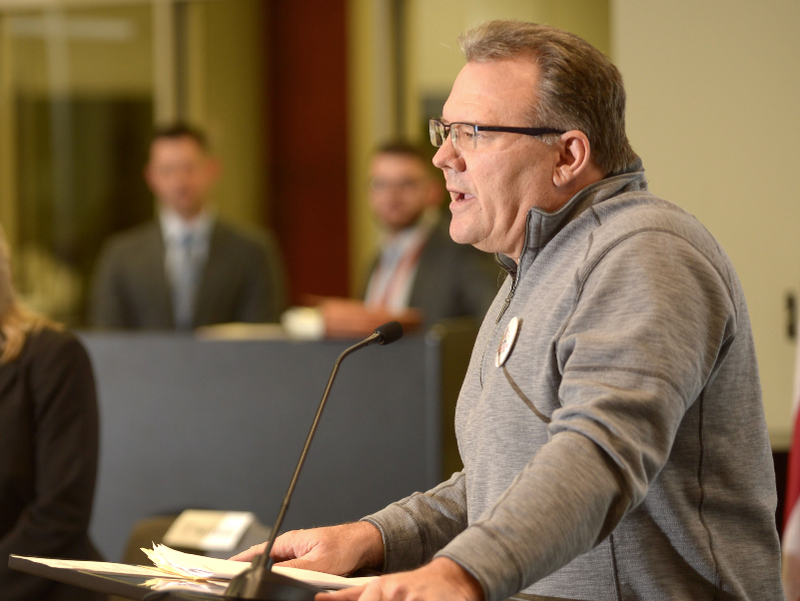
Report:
143,544,377,589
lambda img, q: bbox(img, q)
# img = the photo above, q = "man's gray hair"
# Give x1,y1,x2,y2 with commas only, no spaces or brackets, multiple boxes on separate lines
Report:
459,20,639,176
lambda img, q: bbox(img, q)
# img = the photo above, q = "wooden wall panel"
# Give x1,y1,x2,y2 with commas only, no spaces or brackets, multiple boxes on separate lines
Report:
265,0,350,303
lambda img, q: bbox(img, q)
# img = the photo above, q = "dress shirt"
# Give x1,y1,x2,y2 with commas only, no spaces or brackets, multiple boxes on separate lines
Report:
365,211,437,312
159,209,213,328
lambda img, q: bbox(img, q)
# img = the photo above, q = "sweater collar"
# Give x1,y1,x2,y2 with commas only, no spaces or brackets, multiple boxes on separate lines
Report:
497,160,648,277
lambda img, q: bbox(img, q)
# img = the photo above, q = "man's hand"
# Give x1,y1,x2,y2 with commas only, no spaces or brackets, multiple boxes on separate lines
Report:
784,551,800,601
229,522,384,576
316,557,483,601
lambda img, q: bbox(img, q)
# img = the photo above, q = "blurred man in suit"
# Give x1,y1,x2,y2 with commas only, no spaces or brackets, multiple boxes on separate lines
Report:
89,124,286,330
362,141,500,326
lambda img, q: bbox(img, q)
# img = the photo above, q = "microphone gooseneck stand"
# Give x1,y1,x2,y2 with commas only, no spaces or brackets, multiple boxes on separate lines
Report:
225,322,403,600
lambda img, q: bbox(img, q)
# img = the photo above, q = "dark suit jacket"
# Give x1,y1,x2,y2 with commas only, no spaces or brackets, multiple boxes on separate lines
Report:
0,329,104,601
89,220,286,329
366,218,504,326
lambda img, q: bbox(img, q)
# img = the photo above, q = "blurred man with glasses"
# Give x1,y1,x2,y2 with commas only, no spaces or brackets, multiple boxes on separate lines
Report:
363,141,499,326
318,141,499,338
233,21,781,601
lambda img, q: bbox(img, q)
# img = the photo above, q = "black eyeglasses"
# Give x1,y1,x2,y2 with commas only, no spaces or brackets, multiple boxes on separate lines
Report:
429,118,565,151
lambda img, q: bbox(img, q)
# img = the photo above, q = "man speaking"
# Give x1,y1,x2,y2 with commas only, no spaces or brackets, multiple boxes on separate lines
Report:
234,20,782,601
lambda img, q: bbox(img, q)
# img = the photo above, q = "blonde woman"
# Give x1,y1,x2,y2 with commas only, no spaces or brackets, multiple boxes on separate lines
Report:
0,227,104,601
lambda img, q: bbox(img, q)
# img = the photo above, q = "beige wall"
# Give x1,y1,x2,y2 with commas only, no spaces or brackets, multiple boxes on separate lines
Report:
347,0,394,294
184,0,266,229
611,0,800,447
409,0,609,112
3,4,152,97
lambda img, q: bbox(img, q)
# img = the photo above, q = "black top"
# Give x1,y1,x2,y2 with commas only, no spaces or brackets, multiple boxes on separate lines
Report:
0,328,104,601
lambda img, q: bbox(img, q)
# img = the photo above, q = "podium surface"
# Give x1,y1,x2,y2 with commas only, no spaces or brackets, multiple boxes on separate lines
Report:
9,555,225,600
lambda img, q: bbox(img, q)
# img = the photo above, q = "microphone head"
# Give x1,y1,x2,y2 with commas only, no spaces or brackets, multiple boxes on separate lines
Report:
374,321,403,345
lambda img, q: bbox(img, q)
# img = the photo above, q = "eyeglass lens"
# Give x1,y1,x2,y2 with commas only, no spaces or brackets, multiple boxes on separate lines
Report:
428,119,477,150
429,120,475,151
429,120,445,147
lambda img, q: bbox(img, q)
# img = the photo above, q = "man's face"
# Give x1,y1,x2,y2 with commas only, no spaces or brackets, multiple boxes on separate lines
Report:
145,136,218,220
433,58,563,260
368,153,441,233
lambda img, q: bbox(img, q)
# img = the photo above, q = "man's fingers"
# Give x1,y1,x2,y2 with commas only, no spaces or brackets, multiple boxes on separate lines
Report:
229,543,267,562
316,584,366,601
273,557,319,571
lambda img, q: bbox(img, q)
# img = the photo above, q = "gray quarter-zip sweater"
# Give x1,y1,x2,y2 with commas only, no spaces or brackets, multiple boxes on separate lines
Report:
364,164,783,601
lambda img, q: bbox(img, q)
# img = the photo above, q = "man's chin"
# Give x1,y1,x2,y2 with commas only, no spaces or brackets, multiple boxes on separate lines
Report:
448,226,478,248
168,201,205,219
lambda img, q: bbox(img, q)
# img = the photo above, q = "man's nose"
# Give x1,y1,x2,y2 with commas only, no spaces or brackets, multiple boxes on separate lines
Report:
433,136,464,171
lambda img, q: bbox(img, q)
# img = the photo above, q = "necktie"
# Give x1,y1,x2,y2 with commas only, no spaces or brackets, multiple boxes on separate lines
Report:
172,232,199,329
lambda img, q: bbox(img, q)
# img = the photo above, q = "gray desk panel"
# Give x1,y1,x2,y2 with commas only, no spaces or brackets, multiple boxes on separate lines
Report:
80,333,443,562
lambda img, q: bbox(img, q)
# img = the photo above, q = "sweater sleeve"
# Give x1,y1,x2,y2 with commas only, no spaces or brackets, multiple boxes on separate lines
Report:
362,471,469,573
432,231,740,601
0,330,100,600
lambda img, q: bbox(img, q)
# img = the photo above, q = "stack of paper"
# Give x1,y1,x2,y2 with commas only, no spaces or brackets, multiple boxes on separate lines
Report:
142,544,377,590
144,578,228,594
142,544,247,580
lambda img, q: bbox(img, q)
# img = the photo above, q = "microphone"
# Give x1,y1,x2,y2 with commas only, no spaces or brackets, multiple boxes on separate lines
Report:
225,322,404,600
371,320,403,345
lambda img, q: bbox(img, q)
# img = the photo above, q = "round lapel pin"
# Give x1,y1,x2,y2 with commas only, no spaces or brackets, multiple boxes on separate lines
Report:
495,316,520,368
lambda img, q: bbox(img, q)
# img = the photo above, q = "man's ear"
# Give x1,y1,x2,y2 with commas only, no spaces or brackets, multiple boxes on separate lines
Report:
553,130,593,188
